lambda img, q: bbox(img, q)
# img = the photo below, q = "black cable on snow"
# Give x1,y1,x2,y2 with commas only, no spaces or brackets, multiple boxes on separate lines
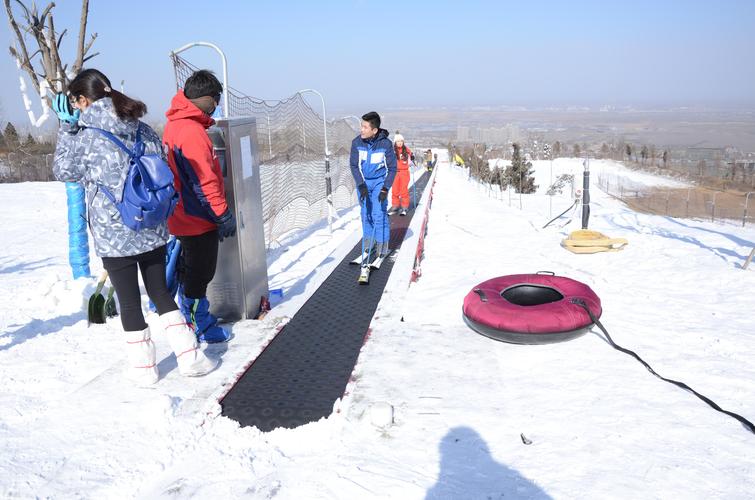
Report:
571,298,755,436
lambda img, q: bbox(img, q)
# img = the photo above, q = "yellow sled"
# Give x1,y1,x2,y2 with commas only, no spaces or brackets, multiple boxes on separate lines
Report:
562,229,628,254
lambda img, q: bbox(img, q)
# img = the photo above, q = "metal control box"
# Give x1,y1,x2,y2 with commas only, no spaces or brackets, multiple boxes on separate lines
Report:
206,117,268,320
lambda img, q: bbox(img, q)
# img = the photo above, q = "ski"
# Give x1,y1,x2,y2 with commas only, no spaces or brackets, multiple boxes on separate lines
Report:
350,251,374,265
358,265,370,284
369,250,394,269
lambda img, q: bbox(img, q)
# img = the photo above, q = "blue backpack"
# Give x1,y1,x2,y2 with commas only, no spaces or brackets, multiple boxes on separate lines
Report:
90,124,178,232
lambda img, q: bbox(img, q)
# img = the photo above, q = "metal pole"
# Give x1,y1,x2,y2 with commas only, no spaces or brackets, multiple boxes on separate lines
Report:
170,42,229,118
341,115,361,133
298,89,332,234
581,157,590,229
266,112,272,158
543,143,552,218
298,89,329,157
665,190,670,215
549,158,553,217
686,188,691,218
711,191,718,222
744,192,754,227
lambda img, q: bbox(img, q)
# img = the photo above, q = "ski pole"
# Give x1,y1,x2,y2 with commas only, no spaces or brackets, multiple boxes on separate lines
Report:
361,195,378,266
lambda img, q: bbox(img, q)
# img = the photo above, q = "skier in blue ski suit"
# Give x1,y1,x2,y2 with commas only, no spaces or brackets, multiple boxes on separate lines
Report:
349,111,397,258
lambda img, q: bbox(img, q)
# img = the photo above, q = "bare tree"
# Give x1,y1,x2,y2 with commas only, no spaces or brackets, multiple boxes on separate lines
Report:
4,0,97,105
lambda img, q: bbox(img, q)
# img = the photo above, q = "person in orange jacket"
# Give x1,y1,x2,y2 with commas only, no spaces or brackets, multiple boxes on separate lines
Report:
389,133,412,216
163,70,235,344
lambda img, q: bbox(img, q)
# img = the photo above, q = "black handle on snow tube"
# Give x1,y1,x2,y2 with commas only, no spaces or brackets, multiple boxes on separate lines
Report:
570,298,755,436
473,288,488,302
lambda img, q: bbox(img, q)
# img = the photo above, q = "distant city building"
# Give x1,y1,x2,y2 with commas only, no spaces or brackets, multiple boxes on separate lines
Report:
457,126,470,142
686,147,725,162
456,124,521,144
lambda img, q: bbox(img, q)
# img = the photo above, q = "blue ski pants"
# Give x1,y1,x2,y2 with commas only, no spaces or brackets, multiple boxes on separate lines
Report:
360,177,389,246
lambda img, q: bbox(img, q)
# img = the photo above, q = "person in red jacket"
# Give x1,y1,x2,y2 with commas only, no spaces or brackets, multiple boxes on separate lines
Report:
163,70,235,343
389,133,412,216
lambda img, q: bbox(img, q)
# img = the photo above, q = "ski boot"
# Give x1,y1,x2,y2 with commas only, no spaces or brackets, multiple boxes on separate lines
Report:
178,286,231,343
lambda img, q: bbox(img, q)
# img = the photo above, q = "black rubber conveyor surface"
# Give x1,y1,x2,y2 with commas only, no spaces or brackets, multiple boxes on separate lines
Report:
220,172,431,431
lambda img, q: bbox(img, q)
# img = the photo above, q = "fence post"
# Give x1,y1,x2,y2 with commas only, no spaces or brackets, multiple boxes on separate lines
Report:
686,188,691,218
665,191,670,215
745,192,754,227
711,191,718,222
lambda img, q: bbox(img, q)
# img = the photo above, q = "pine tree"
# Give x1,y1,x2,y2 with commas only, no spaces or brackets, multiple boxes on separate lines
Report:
504,143,537,194
4,123,19,147
25,133,37,147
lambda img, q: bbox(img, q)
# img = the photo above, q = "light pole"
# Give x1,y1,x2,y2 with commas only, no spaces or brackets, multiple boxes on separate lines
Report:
170,42,229,118
341,115,361,134
298,89,332,233
263,109,273,159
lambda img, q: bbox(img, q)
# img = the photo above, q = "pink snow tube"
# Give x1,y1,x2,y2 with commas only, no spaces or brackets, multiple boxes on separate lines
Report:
462,273,602,344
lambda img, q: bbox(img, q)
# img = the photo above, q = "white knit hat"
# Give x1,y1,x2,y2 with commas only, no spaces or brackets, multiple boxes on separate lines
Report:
394,133,405,143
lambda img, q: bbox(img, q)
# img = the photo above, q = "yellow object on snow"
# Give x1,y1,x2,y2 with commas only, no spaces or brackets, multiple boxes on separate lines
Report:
562,229,628,254
453,154,465,166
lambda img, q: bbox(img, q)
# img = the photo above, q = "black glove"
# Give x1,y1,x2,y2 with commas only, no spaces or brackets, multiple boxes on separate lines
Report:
378,187,389,203
358,183,368,201
215,209,237,241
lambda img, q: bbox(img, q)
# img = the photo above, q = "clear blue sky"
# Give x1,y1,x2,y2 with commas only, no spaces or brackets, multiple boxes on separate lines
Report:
2,0,754,125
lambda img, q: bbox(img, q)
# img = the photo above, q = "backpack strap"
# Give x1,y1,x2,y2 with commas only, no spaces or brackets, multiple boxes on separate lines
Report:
86,127,136,205
86,127,134,158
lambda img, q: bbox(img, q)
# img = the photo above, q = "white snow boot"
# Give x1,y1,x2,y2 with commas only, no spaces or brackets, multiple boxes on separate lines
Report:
125,328,159,386
160,310,217,377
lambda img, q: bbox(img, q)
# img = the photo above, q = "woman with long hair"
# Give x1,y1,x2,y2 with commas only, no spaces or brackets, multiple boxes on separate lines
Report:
53,68,215,386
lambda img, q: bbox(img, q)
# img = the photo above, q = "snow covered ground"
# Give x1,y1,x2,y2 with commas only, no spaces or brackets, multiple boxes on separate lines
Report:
1,153,754,499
